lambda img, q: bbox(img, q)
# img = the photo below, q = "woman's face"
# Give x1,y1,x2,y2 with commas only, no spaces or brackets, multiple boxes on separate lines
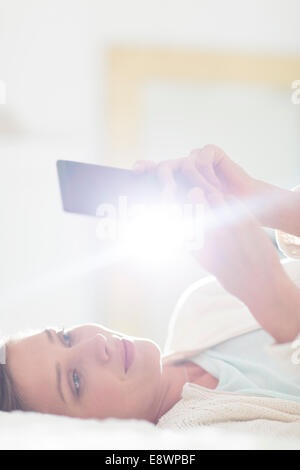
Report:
7,324,163,422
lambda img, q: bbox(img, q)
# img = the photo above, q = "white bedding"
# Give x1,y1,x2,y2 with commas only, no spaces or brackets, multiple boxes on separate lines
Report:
0,410,299,449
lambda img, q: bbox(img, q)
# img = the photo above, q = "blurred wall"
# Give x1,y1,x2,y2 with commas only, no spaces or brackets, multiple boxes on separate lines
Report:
1,0,300,140
0,0,299,346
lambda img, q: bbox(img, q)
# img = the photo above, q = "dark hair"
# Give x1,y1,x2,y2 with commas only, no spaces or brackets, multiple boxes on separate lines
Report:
0,344,26,412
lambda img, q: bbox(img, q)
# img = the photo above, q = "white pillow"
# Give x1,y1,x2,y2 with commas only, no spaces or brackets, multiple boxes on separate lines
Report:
0,409,299,450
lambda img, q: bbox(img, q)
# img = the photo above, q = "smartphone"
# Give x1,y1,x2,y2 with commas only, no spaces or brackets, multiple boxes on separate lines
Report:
57,160,189,218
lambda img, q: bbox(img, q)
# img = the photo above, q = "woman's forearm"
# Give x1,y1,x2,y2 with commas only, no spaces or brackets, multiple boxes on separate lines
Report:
244,272,300,344
245,180,300,237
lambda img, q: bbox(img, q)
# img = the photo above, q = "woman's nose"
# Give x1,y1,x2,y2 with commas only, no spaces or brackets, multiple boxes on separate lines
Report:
76,333,110,363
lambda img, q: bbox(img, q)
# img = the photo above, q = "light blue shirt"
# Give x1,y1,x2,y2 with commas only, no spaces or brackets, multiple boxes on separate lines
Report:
190,328,300,402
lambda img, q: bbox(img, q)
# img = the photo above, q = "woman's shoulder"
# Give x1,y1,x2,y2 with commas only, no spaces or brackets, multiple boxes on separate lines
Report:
163,275,259,358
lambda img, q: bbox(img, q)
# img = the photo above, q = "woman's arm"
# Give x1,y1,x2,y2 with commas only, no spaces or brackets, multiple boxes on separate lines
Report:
188,187,300,344
244,273,300,344
241,179,300,238
198,145,300,237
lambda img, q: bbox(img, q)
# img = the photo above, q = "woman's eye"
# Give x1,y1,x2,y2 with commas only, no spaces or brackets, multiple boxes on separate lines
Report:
59,330,81,397
62,330,71,347
73,371,80,395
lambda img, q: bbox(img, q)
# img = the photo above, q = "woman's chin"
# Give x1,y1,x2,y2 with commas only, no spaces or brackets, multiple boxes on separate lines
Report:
134,337,162,372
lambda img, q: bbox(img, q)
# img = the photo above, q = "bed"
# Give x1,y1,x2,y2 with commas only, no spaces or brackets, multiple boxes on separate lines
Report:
0,408,299,449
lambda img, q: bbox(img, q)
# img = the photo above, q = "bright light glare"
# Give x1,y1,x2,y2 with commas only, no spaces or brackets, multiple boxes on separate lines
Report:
114,204,204,264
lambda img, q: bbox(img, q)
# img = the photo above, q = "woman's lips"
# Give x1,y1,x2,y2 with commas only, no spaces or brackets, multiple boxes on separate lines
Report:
121,338,134,373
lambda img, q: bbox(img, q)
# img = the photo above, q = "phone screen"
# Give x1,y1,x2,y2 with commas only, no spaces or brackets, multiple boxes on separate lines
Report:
57,160,164,217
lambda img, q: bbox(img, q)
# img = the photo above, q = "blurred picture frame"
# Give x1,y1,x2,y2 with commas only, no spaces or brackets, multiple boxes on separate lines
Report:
106,46,300,187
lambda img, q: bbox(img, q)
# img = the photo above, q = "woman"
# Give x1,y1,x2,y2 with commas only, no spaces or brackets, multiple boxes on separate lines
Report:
1,145,300,431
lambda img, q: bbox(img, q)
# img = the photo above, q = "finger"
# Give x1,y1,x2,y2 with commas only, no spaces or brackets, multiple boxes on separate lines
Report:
191,145,225,190
181,158,218,195
132,160,157,174
196,164,223,191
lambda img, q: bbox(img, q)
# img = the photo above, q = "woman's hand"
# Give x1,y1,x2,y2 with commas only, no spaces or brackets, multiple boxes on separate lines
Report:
189,187,300,343
188,187,281,303
133,145,256,202
133,145,300,237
